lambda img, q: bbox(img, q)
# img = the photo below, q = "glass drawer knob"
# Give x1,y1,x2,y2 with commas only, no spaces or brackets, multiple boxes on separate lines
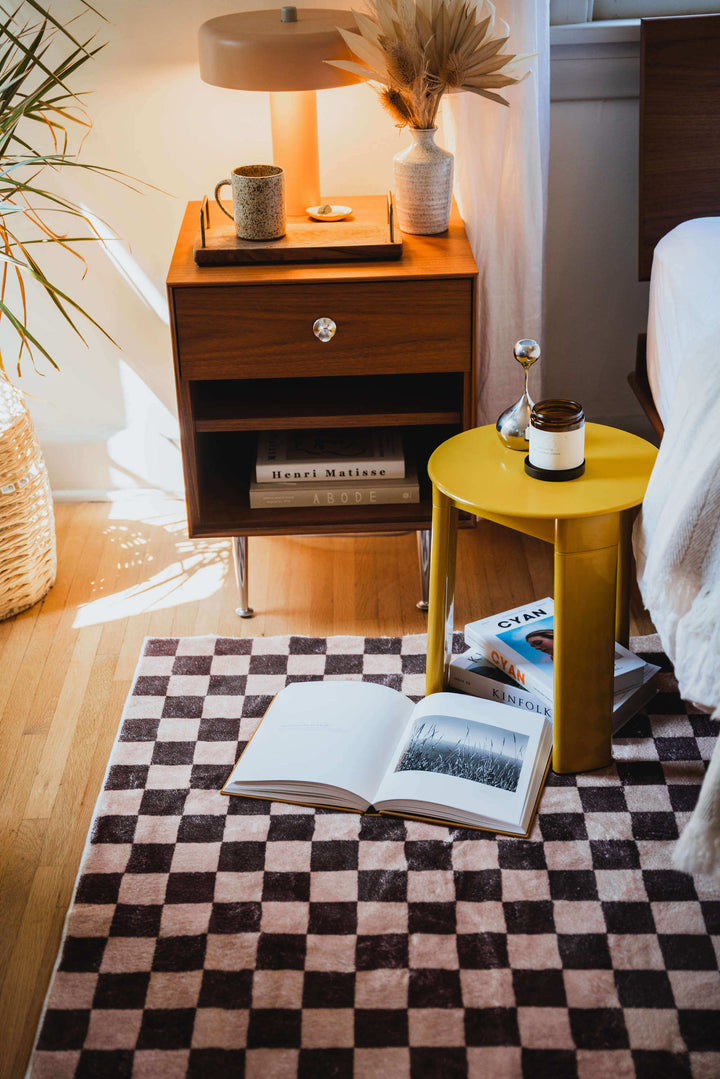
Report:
313,317,336,342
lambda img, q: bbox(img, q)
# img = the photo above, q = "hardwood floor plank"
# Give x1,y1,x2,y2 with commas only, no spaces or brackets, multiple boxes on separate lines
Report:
93,502,146,658
0,733,46,888
0,612,37,741
0,818,48,995
109,503,209,682
39,652,119,870
0,500,73,682
23,624,103,820
113,514,179,682
0,503,102,793
0,863,74,1079
190,539,233,639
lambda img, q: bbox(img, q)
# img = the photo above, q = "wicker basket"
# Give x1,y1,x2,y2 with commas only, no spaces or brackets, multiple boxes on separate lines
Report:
0,380,56,620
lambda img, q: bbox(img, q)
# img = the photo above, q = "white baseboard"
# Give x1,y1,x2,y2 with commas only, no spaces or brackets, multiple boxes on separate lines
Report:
52,488,184,504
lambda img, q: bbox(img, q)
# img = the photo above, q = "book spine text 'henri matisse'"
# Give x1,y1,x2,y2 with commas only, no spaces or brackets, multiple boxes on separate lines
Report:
255,429,406,483
262,465,403,482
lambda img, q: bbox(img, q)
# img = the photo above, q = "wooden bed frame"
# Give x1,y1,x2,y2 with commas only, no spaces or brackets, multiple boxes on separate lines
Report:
630,13,720,438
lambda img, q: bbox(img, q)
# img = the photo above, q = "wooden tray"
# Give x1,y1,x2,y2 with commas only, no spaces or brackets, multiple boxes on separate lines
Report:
194,193,402,265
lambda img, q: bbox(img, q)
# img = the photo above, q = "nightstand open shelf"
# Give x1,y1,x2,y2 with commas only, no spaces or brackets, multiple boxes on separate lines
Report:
167,196,478,610
191,373,465,432
192,425,458,538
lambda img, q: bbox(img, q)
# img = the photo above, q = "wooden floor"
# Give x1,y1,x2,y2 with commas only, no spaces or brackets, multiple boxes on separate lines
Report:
0,496,655,1079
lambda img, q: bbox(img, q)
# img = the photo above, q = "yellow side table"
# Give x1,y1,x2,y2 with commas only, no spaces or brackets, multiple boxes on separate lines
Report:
426,423,658,773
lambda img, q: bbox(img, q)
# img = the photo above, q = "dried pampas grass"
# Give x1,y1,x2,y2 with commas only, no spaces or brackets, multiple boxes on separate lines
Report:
326,0,530,130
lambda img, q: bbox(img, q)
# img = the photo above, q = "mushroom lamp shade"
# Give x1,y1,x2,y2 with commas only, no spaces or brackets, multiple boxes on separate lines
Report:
198,7,360,216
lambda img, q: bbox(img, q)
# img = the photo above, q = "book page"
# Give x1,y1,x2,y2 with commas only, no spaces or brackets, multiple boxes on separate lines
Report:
224,680,414,805
373,692,548,826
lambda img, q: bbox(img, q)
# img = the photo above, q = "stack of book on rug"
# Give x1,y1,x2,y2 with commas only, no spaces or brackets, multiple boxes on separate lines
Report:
250,427,418,508
222,598,659,838
450,596,660,735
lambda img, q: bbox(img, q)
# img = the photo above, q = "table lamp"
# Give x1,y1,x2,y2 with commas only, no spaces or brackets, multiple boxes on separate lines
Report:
198,6,359,216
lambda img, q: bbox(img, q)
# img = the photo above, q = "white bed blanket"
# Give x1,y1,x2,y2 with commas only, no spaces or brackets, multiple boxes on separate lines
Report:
646,218,720,426
633,329,720,880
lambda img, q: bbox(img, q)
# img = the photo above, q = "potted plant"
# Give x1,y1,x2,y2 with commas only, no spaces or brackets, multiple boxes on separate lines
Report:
327,0,528,234
0,1,121,619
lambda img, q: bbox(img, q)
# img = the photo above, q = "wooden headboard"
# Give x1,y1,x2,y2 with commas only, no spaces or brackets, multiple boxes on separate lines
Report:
639,14,720,281
631,14,720,437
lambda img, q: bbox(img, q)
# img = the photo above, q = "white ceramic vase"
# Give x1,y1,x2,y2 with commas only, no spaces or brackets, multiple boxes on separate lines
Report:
393,127,454,235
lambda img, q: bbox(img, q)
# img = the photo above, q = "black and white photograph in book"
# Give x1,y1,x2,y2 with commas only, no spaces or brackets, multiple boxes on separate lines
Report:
395,714,528,792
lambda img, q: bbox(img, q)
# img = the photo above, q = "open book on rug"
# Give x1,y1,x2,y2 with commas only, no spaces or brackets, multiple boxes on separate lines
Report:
223,680,552,837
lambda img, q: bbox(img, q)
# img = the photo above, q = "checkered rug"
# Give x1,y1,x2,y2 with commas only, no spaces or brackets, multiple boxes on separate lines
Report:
29,634,720,1079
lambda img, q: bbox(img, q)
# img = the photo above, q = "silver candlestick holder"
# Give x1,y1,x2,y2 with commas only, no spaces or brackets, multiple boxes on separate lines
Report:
496,339,541,451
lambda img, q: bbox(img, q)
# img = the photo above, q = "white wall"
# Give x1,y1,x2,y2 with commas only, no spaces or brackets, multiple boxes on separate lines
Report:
545,21,655,439
5,7,656,498
545,98,652,433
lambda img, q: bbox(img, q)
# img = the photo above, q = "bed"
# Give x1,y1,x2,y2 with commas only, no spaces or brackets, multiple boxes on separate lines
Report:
630,13,720,879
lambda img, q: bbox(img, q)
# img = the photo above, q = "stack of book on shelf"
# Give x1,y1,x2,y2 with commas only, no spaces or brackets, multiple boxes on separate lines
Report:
449,596,660,735
250,427,418,509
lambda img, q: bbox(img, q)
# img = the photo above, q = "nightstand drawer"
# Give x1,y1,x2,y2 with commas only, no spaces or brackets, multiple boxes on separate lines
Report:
174,279,473,379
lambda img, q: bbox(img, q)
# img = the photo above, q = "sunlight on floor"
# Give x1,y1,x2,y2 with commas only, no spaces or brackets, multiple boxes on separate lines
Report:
73,554,227,627
72,495,231,628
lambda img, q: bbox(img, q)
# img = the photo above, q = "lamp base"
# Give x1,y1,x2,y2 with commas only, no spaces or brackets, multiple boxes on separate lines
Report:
270,89,320,215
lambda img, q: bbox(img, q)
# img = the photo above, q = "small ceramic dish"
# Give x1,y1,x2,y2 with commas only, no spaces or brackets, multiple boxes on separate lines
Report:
306,204,352,222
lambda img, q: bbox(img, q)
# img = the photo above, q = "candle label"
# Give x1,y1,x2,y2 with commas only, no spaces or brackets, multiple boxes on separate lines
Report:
528,425,585,471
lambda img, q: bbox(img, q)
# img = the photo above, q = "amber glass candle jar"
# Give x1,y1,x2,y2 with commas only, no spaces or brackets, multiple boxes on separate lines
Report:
525,399,585,481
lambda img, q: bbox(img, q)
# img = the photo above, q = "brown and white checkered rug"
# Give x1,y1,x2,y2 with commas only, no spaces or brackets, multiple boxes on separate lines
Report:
28,634,720,1078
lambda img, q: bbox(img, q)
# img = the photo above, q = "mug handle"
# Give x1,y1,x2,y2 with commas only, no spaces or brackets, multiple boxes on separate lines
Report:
214,179,234,220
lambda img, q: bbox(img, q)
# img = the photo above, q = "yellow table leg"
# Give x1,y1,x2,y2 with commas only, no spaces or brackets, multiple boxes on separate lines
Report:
553,513,619,773
426,486,457,696
615,507,636,648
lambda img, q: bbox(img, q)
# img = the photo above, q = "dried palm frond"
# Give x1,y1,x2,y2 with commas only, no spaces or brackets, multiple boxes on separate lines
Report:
0,2,141,378
326,0,530,130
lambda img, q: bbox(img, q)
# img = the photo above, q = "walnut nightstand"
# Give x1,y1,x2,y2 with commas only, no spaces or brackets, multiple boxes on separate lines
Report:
166,196,478,615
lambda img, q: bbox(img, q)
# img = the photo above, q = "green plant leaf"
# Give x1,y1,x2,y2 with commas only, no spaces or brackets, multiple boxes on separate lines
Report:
0,296,60,372
20,0,104,53
0,2,143,376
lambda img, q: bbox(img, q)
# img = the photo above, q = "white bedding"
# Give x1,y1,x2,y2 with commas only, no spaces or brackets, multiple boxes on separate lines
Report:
646,217,720,425
634,218,720,881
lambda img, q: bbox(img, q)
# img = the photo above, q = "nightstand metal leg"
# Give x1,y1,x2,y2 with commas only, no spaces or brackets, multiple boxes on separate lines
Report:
232,536,254,618
416,529,431,611
426,488,457,695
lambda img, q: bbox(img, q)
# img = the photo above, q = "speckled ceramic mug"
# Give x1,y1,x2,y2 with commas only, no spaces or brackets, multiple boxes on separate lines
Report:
215,165,286,241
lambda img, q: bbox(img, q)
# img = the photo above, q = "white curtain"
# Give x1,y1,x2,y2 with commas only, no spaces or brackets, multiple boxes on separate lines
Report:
442,1,550,425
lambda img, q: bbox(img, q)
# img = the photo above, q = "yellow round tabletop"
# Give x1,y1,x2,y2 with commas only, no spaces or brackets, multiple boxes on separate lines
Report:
428,423,658,520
